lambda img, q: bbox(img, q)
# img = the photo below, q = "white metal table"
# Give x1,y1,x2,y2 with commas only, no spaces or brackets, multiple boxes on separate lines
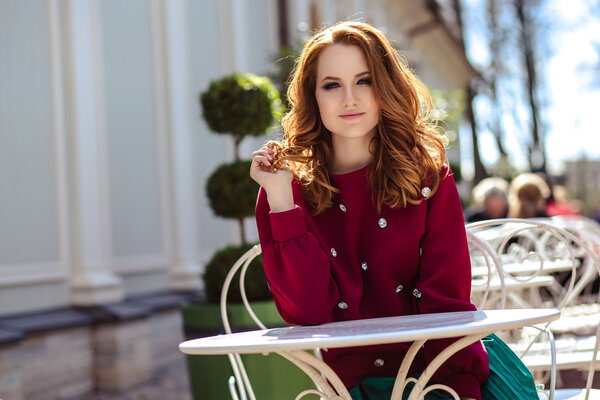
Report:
179,308,559,400
471,258,576,278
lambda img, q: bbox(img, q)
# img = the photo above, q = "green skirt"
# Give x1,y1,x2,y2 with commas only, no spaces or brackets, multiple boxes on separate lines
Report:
349,334,538,400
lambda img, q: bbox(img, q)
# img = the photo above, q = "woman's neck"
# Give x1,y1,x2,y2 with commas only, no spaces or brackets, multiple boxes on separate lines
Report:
329,135,374,175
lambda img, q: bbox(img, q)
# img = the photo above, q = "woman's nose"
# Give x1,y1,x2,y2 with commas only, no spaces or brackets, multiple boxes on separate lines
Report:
343,87,358,107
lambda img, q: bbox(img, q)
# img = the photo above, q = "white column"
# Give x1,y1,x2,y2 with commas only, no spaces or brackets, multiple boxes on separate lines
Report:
293,0,310,34
231,0,248,72
218,0,247,244
218,0,235,74
158,0,202,290
61,0,124,305
219,0,248,73
323,0,336,25
353,0,365,16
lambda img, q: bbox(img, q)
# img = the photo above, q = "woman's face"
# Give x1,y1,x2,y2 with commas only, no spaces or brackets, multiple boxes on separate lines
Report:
314,44,379,144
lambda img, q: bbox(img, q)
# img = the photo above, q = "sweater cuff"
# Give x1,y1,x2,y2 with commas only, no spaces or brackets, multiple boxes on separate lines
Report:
269,205,307,242
439,373,481,400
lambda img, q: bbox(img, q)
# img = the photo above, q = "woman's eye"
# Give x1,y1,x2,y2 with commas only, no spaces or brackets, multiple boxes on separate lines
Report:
323,82,340,90
357,77,372,85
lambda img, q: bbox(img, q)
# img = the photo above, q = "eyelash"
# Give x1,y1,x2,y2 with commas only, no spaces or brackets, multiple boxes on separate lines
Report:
322,77,372,90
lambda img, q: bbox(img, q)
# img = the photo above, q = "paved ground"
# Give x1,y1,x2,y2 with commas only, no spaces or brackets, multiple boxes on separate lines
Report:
91,356,192,400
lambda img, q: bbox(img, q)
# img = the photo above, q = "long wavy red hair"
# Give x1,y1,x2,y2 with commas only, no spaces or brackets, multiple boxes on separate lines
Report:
269,21,448,215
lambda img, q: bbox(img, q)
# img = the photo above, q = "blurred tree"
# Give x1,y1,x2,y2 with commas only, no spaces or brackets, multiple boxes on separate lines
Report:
430,88,467,182
458,0,553,174
513,0,547,173
269,44,302,111
485,0,509,161
582,1,600,88
591,42,600,88
450,0,488,184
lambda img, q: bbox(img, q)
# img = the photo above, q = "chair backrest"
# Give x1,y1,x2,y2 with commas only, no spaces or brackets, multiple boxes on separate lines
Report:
467,217,600,399
466,218,594,310
547,216,600,305
220,244,263,400
220,244,265,334
466,229,506,309
219,244,324,400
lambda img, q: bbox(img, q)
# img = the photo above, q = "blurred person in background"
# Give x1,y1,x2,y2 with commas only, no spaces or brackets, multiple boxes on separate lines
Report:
545,184,581,217
465,177,509,223
508,173,550,219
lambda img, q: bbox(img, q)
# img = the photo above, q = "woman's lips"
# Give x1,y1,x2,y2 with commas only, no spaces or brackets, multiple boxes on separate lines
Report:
339,112,364,120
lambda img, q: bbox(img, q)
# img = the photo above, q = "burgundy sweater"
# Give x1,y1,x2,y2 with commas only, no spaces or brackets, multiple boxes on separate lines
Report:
255,165,489,399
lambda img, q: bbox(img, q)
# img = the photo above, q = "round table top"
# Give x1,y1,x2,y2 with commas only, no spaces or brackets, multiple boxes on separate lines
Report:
179,308,559,355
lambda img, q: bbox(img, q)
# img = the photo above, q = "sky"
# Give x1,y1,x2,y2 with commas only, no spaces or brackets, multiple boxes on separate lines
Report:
460,0,600,177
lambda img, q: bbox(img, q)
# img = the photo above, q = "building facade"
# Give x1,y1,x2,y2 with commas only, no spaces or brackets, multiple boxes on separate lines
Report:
564,158,600,215
0,0,474,398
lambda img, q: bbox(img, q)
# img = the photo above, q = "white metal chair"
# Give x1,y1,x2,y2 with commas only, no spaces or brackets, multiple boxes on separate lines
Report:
220,244,326,400
467,230,506,310
220,244,263,400
467,218,600,400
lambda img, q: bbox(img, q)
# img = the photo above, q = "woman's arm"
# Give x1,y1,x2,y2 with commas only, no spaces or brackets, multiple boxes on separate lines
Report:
251,147,340,325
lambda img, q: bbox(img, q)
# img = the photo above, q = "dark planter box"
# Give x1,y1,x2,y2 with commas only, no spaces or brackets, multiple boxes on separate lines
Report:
181,300,315,399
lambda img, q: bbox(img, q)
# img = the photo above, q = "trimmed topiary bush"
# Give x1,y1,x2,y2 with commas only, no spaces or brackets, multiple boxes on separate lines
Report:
206,160,259,244
200,73,283,159
199,72,282,302
206,160,259,220
203,243,270,304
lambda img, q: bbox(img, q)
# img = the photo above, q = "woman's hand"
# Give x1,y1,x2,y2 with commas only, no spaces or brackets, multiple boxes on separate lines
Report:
250,146,294,212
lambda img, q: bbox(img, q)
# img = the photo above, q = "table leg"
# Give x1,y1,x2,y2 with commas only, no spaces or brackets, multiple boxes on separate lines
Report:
406,334,486,400
279,350,351,400
390,339,426,400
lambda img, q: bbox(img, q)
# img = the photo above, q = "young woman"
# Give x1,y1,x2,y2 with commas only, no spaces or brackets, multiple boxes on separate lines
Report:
250,21,537,400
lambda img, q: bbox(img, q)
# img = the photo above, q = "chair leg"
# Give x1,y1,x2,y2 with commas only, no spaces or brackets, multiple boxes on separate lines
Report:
228,376,241,400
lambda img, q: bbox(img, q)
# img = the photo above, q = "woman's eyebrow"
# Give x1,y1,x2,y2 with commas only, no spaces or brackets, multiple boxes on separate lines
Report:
320,71,370,82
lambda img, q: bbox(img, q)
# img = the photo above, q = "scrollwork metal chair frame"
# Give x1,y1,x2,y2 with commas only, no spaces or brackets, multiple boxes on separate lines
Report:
467,218,600,400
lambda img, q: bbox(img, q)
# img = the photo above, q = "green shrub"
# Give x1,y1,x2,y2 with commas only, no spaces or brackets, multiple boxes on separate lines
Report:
206,160,259,220
200,73,283,138
203,244,271,303
200,72,282,303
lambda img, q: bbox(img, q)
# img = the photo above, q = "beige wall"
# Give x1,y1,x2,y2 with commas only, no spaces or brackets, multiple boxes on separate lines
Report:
0,0,472,316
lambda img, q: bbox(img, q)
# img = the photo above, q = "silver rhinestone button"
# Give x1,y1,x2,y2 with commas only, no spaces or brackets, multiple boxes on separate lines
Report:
413,288,422,298
361,261,368,271
374,358,385,367
395,285,403,293
338,301,348,310
339,204,347,212
378,218,387,228
419,247,423,256
422,187,431,198
330,248,337,257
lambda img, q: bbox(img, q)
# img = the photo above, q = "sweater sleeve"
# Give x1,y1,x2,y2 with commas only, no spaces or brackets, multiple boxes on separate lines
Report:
417,168,490,399
255,184,340,325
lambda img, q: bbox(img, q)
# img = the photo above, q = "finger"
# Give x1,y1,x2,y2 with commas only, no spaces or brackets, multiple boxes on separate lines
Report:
252,149,272,160
261,145,275,156
258,145,273,154
252,155,271,166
